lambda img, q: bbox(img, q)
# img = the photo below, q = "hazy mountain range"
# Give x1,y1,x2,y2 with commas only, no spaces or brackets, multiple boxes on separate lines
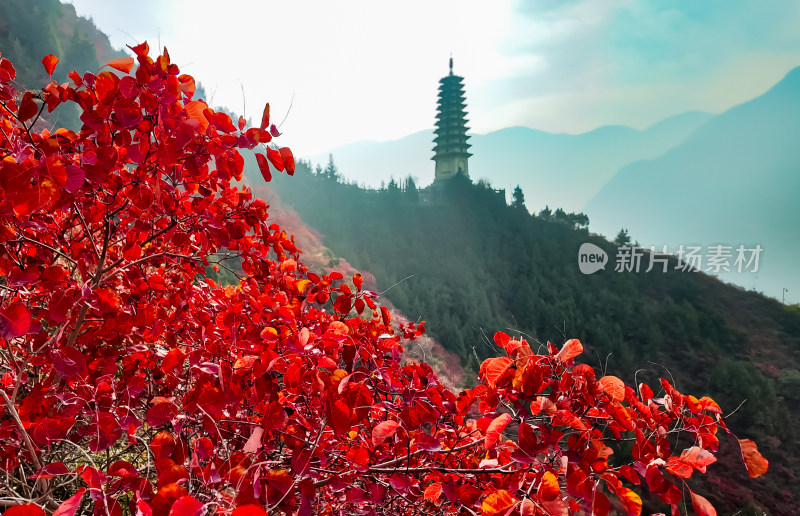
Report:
305,66,800,302
586,66,800,302
305,111,712,214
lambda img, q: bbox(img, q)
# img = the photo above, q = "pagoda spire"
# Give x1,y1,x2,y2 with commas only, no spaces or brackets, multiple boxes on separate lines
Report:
432,57,471,182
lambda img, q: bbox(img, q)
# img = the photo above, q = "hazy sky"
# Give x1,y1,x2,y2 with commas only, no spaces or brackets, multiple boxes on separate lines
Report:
66,0,800,156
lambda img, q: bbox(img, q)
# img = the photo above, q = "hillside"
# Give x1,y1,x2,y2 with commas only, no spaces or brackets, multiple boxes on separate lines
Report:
261,162,800,515
305,111,711,212
586,66,800,302
0,0,127,128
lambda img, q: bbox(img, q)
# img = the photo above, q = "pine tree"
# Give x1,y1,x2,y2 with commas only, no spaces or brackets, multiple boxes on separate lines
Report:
511,184,526,211
614,228,632,246
323,154,340,182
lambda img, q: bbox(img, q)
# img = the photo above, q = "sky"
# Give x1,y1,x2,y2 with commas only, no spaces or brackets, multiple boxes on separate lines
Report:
65,0,800,156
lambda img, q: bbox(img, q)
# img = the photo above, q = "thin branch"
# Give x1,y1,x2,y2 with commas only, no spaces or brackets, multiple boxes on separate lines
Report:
269,417,326,513
74,204,100,261
18,236,77,267
0,390,42,472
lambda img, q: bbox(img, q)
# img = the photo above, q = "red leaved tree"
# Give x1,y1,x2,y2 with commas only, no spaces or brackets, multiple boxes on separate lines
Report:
0,47,767,516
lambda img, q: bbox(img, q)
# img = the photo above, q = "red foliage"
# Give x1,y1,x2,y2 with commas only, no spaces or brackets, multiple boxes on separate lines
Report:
0,47,766,515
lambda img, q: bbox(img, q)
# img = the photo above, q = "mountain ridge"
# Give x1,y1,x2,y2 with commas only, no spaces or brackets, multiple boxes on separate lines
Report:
585,65,800,302
304,110,713,212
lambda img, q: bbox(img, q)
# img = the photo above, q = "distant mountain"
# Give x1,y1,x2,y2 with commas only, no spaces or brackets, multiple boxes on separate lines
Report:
305,111,712,213
586,66,800,302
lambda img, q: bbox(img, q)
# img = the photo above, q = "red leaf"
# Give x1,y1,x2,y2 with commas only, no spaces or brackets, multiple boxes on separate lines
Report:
156,459,189,488
572,363,596,381
531,396,557,415
149,275,168,291
10,181,59,216
178,75,195,98
599,375,625,403
279,147,295,175
555,338,583,362
64,165,85,193
638,382,654,403
243,426,264,453
372,420,401,446
162,348,186,374
151,432,177,459
259,103,270,131
424,482,442,502
123,243,143,262
184,100,209,132
114,98,143,128
18,92,38,122
52,488,86,516
352,273,363,291
95,288,120,313
666,446,716,478
484,412,512,449
690,491,717,516
494,331,511,349
346,446,370,471
106,57,135,74
147,398,178,427
267,147,285,172
31,417,66,446
31,462,70,479
231,505,268,516
616,487,642,516
513,361,544,396
520,498,535,516
168,496,204,516
330,399,351,436
68,70,82,86
389,472,413,492
738,438,769,478
52,347,86,378
592,492,610,516
0,57,17,81
5,505,45,516
130,41,149,56
150,483,187,516
333,294,352,315
108,460,139,477
42,54,59,75
538,470,560,501
542,497,569,516
479,356,513,388
210,111,237,133
255,153,271,182
481,490,517,516
414,432,442,451
0,302,32,339
8,266,39,287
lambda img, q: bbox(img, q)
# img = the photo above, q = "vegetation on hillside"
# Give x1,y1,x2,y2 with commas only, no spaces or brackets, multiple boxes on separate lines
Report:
263,159,800,514
0,0,126,128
